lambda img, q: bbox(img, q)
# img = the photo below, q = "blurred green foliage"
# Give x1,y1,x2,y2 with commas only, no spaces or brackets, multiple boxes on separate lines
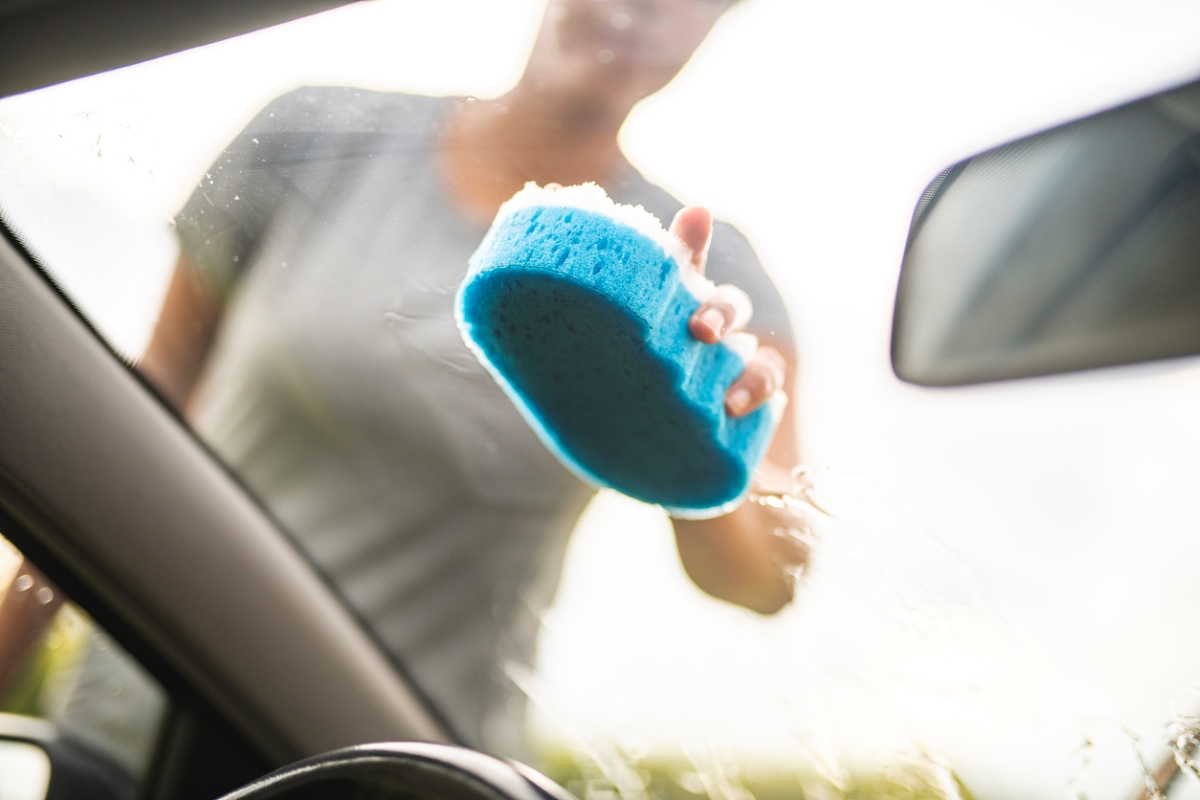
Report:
0,604,92,717
536,748,976,800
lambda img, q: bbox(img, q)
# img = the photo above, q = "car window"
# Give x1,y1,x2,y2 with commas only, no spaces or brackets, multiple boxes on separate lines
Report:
8,3,1200,800
0,533,167,793
0,532,271,800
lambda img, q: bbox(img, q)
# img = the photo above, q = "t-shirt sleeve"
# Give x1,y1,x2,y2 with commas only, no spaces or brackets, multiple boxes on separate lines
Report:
174,87,441,300
174,88,349,298
173,104,286,299
705,221,795,351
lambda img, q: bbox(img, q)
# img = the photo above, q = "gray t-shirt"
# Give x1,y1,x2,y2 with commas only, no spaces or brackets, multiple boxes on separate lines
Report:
174,87,793,756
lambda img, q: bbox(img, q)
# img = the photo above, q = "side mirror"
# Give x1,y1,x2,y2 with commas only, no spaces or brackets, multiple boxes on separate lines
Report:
891,77,1200,385
0,713,52,800
219,742,577,800
0,712,142,800
0,740,51,800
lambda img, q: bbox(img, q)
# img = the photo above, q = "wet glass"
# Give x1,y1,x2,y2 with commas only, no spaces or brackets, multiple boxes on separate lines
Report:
6,2,1200,800
0,534,168,792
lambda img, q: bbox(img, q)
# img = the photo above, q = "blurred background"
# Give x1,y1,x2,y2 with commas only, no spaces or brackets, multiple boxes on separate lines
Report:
5,2,1200,799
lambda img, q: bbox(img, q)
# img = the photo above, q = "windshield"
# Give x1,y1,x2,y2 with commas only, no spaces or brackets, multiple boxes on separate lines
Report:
4,2,1200,799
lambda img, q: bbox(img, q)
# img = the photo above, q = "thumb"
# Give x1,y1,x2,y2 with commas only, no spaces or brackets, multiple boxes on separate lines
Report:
669,206,713,275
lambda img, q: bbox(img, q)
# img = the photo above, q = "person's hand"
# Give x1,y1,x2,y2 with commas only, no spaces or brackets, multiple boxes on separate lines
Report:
670,206,787,417
663,205,807,615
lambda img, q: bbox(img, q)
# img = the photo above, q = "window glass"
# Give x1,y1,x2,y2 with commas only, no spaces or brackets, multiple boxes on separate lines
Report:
0,534,168,792
6,3,1200,800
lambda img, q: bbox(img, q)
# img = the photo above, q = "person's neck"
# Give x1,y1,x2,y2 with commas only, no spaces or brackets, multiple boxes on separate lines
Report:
439,80,633,225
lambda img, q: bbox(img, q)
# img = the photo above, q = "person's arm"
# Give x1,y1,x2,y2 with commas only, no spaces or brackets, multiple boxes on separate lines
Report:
138,252,222,413
672,358,802,614
666,207,807,614
0,559,64,698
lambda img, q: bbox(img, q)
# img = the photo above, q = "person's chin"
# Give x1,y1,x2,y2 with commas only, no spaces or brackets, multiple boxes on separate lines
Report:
546,54,629,92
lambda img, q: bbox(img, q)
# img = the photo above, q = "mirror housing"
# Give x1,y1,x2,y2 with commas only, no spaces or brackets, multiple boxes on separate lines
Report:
892,78,1200,385
0,712,147,800
0,739,51,800
219,742,577,800
0,713,52,800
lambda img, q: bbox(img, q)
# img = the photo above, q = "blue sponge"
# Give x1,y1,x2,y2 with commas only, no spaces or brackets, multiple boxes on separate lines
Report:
456,183,779,518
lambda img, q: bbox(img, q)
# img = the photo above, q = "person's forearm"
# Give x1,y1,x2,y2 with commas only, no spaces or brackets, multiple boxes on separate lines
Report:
0,560,64,697
139,253,221,413
672,458,806,614
672,348,802,614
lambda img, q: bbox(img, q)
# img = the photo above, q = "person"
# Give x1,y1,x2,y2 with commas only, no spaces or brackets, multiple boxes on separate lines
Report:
139,0,806,757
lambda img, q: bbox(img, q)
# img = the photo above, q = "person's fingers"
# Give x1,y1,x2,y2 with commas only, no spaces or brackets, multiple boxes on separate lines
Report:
669,206,713,274
725,345,786,417
688,284,753,344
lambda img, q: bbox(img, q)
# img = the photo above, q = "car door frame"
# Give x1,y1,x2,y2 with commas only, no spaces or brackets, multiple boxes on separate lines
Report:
0,0,454,783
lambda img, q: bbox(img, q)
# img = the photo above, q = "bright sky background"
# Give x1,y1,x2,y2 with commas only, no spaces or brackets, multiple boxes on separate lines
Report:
5,2,1200,799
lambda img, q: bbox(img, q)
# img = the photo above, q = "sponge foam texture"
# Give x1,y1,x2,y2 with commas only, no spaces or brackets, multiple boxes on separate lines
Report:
456,184,777,518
